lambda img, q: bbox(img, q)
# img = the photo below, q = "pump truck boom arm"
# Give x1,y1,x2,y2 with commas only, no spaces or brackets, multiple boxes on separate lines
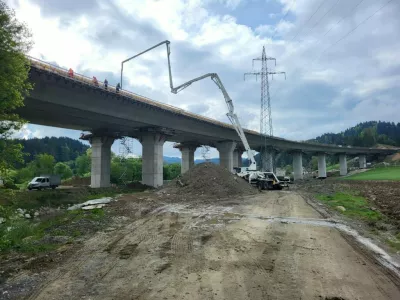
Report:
121,40,257,170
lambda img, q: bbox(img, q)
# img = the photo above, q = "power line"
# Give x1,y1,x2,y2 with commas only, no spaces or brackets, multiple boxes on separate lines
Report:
322,0,366,37
313,0,396,64
290,0,326,42
303,0,341,36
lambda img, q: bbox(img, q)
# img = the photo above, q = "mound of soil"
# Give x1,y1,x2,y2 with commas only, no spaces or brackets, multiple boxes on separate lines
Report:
163,163,256,198
62,176,90,186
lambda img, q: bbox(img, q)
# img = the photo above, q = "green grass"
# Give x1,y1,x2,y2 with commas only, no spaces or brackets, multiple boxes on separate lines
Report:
316,192,382,221
343,166,400,181
327,164,339,171
0,208,106,253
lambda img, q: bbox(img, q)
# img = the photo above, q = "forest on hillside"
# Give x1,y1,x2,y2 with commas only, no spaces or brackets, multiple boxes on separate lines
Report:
310,121,400,147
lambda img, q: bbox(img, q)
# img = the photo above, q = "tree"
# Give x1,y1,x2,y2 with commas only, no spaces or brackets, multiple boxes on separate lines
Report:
75,154,91,176
54,162,73,180
163,163,181,180
0,1,32,175
29,154,55,175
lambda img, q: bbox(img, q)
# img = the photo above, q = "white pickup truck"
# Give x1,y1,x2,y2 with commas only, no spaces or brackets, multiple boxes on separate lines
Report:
28,175,61,190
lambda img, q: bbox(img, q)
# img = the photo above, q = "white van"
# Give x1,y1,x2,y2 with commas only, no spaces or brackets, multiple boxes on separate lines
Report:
28,175,61,190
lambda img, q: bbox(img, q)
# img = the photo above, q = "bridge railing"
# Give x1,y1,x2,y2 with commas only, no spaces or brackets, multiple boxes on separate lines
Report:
27,56,247,132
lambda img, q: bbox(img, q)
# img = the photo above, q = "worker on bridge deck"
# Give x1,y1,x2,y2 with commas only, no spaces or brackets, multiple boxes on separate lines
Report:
68,68,74,78
104,79,108,90
116,83,121,93
92,76,99,87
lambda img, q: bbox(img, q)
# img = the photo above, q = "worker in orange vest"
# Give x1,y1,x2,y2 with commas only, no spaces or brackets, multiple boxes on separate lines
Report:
68,68,74,77
92,76,99,86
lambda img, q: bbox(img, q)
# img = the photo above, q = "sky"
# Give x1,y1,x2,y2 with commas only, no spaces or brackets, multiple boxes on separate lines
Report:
7,0,400,158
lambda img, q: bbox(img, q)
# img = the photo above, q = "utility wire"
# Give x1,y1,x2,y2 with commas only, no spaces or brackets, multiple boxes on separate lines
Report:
303,0,341,37
312,0,396,64
289,0,326,42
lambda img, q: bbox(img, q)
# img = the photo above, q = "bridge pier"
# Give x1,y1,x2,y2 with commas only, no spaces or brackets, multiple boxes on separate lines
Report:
292,151,303,180
261,148,274,172
339,154,348,176
233,148,244,169
216,141,236,172
318,153,327,178
89,136,115,188
178,144,198,174
359,155,367,169
139,133,166,187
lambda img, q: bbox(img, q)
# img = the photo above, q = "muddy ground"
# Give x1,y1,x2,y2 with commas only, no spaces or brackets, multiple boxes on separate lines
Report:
2,188,400,300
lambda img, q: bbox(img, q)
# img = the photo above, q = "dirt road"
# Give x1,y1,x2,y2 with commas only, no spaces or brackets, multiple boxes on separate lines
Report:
27,191,400,300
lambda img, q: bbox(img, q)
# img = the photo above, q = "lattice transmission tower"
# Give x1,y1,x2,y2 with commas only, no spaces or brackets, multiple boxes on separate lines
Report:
244,46,286,171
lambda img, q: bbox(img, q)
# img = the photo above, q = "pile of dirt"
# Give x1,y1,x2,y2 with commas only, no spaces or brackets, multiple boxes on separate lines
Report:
163,163,256,198
62,176,90,186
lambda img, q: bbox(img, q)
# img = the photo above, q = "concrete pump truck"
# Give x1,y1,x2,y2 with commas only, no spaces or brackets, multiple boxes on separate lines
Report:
120,40,283,190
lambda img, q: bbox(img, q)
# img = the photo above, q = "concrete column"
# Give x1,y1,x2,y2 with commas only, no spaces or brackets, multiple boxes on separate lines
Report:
292,151,303,180
179,145,197,174
318,153,327,178
216,141,236,172
140,133,166,187
359,155,367,169
233,149,244,168
261,148,274,172
90,136,114,188
339,154,348,176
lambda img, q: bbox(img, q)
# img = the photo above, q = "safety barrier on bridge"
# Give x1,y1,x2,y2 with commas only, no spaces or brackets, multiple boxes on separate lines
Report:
28,56,259,134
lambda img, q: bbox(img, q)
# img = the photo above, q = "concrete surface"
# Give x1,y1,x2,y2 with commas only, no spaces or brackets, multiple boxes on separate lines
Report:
318,153,327,178
90,136,114,188
293,151,303,180
339,154,348,176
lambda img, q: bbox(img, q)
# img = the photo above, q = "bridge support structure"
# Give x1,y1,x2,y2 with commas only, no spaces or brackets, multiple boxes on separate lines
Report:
139,132,167,187
318,153,327,178
233,148,244,169
177,143,199,174
359,155,367,169
260,147,275,172
339,154,348,176
216,141,237,173
292,151,303,180
89,136,115,188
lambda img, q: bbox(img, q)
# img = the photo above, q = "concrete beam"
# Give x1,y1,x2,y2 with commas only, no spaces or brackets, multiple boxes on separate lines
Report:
139,133,166,187
359,155,367,169
178,144,198,174
339,154,347,176
216,141,236,172
89,136,115,188
318,153,327,178
292,151,303,180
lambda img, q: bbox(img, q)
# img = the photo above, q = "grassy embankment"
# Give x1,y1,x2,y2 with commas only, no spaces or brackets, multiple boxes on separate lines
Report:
343,166,400,181
0,186,145,253
316,192,382,222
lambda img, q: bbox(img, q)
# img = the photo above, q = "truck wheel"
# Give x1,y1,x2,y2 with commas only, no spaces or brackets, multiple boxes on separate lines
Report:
28,187,32,191
38,187,42,191
51,186,56,190
257,182,263,192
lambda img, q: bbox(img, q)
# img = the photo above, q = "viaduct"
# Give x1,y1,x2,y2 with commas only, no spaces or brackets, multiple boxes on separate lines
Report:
16,57,398,188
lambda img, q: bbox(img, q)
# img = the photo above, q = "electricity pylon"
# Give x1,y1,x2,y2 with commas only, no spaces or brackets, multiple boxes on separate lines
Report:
244,46,286,171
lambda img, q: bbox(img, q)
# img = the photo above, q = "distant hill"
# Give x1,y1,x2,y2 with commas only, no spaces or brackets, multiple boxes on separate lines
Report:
16,137,89,165
163,156,181,164
310,121,400,147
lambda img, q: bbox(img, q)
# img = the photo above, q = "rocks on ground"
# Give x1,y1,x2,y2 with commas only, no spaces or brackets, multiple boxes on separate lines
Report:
162,163,256,199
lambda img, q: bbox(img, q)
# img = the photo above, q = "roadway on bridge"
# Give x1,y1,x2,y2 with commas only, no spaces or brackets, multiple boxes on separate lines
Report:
28,190,400,300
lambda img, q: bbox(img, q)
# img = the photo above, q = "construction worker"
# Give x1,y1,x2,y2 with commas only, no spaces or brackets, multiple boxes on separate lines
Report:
116,83,121,93
104,79,108,90
92,76,99,86
68,68,74,78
